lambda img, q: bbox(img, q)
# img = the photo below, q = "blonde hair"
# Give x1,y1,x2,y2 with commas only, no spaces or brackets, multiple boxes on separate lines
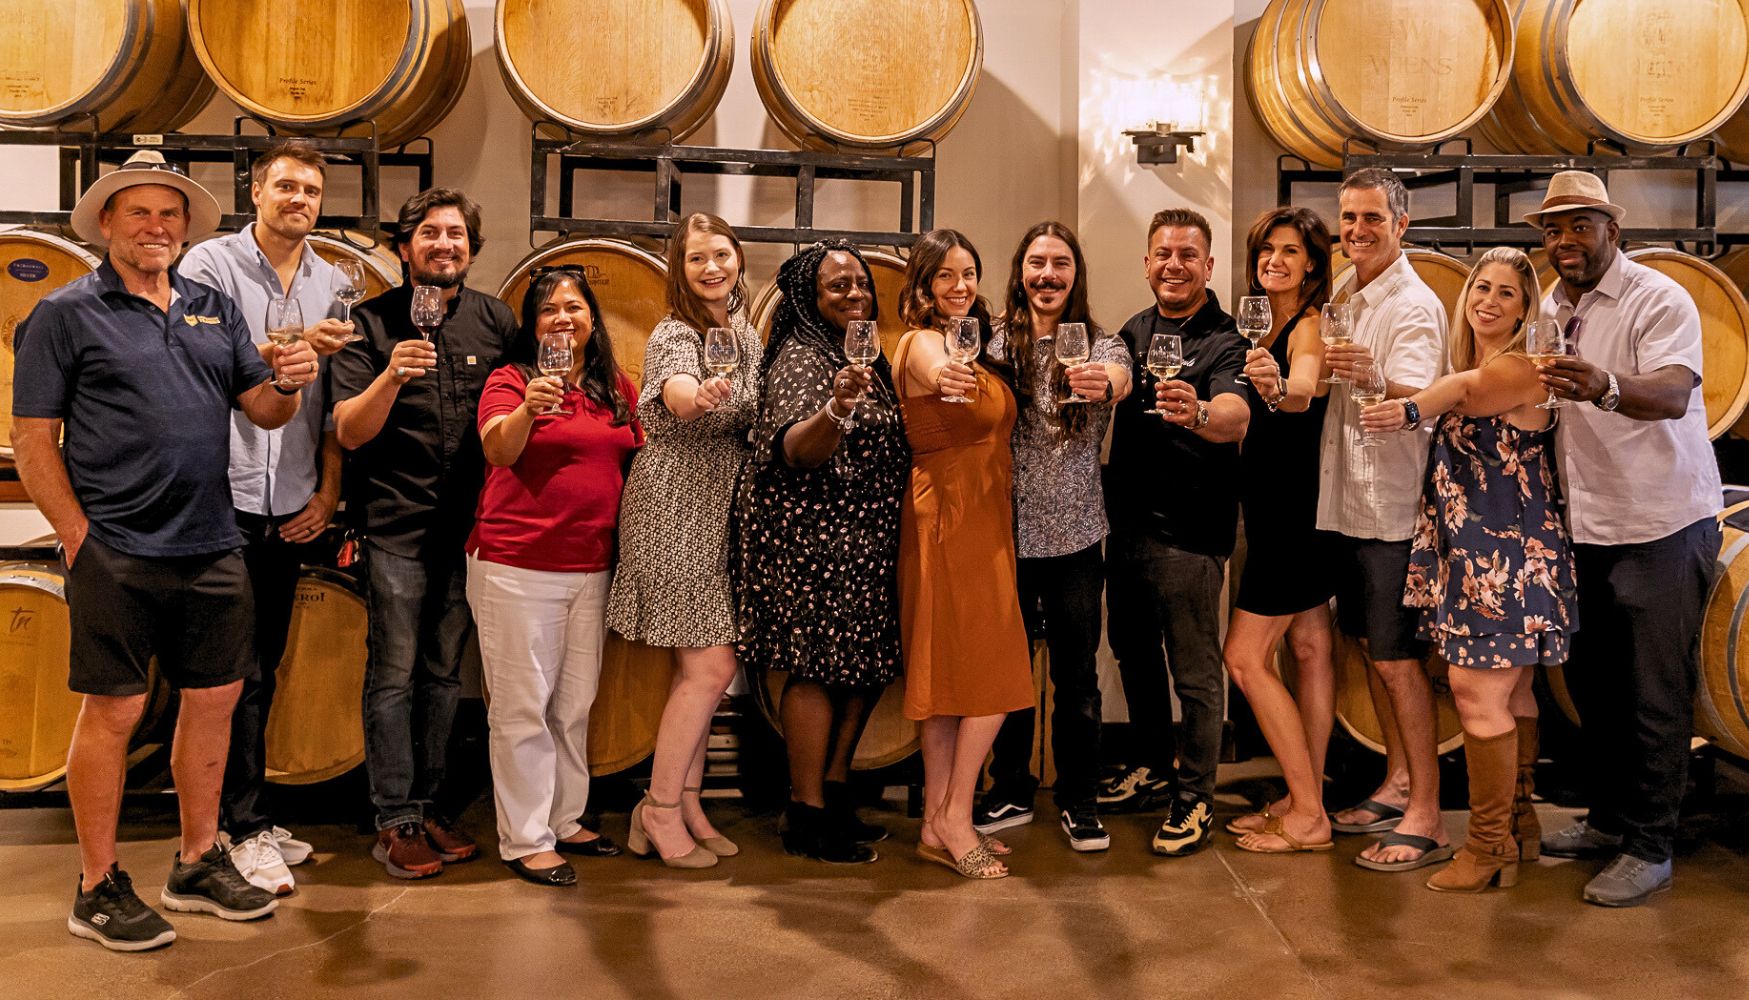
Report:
1449,246,1544,373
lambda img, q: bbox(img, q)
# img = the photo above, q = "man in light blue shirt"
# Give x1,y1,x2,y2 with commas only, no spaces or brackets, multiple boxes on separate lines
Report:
179,140,356,896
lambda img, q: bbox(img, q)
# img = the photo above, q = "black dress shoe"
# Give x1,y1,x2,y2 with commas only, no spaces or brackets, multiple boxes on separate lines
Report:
504,857,577,887
554,834,623,858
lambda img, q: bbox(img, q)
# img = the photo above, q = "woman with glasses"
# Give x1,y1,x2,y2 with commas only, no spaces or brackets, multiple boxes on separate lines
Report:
606,213,762,868
467,268,641,886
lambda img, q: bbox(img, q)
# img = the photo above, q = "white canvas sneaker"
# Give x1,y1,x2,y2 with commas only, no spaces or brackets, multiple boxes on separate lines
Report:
229,831,295,896
267,826,314,866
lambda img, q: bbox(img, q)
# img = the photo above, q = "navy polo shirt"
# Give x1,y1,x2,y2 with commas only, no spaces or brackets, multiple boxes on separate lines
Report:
12,259,275,557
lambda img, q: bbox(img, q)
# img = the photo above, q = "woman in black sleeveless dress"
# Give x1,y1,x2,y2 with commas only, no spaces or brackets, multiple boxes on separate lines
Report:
1223,207,1340,854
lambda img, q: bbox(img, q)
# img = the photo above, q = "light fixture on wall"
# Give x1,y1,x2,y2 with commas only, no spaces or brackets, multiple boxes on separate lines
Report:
1124,79,1206,166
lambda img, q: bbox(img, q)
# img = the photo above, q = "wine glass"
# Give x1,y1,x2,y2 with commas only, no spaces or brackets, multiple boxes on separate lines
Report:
942,316,980,404
1527,318,1568,410
333,260,367,337
1320,302,1351,384
266,297,304,388
844,320,879,406
1350,360,1387,448
704,327,739,399
410,285,444,365
1055,322,1091,404
537,328,574,416
1235,295,1272,383
1145,332,1183,417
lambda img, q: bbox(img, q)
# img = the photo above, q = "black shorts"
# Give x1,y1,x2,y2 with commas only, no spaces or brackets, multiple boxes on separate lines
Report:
64,535,255,697
1332,534,1427,662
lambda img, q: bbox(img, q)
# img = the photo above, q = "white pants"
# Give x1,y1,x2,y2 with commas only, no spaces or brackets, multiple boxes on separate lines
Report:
466,554,609,861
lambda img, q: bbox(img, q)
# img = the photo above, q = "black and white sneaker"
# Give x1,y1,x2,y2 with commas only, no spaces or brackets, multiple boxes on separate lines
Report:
1152,796,1214,857
1097,765,1172,812
68,866,176,952
971,797,1034,835
1060,808,1111,852
160,844,279,921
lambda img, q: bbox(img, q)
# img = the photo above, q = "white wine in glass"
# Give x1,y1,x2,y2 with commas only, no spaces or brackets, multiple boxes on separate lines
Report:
1235,295,1272,384
1526,318,1568,410
266,297,304,388
537,328,573,416
844,320,878,406
1320,302,1351,384
1055,322,1091,404
942,316,980,404
1350,361,1387,448
704,327,739,394
1145,332,1182,416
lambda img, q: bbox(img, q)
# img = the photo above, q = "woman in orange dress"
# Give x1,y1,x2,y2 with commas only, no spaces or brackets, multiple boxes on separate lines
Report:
894,229,1034,879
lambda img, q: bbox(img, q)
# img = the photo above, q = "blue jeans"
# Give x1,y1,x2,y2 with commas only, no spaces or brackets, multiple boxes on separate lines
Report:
363,541,473,831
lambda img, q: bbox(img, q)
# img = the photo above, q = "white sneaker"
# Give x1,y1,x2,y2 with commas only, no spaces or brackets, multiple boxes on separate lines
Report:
267,825,314,866
229,831,295,896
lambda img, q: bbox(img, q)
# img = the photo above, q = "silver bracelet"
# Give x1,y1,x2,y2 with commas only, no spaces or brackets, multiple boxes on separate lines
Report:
824,399,856,430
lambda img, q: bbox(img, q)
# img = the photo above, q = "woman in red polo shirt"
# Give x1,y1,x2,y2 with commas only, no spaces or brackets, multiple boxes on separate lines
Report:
466,268,642,887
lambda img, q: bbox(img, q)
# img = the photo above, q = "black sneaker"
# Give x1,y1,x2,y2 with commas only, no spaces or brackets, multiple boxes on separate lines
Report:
1098,765,1172,812
1059,808,1111,852
971,797,1034,835
67,866,176,952
1152,796,1213,857
161,844,279,921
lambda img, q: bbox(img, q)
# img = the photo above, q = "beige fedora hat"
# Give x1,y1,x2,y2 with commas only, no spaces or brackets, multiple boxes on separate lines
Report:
1522,169,1626,226
69,150,222,248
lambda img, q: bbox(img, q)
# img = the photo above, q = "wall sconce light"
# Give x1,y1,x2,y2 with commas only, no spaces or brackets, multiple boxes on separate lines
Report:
1125,124,1206,165
1124,78,1206,166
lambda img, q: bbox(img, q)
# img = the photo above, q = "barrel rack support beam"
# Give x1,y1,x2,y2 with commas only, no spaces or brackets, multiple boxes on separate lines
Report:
529,126,935,248
0,122,434,236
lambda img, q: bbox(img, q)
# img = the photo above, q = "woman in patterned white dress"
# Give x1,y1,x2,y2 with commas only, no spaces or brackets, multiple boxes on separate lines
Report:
606,213,762,868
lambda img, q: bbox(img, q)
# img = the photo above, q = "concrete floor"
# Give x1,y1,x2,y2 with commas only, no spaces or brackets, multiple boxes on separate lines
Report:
3,777,1747,1000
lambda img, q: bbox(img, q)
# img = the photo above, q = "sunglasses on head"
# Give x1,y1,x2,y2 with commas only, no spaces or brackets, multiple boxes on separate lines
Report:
530,264,587,279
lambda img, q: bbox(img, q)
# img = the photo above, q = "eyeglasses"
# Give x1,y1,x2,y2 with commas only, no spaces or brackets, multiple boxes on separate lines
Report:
530,264,587,279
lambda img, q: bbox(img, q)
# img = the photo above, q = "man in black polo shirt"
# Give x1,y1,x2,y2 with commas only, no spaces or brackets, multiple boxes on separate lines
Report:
331,188,518,880
11,151,316,951
1101,208,1250,857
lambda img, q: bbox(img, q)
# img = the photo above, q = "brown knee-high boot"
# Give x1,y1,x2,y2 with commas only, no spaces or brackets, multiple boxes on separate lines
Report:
1428,729,1519,892
1511,716,1541,862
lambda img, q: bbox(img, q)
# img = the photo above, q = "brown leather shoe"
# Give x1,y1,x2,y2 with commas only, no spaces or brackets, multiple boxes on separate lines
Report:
372,823,443,879
422,816,478,863
1427,730,1519,893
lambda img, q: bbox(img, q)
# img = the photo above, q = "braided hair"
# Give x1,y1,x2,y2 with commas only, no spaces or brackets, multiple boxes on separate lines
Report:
760,239,891,386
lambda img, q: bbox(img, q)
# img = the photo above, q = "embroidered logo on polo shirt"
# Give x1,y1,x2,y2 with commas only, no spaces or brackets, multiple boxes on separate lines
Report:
183,315,222,326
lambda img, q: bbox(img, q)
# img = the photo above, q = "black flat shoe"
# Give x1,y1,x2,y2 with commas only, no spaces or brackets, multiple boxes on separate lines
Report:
555,834,623,858
504,857,577,887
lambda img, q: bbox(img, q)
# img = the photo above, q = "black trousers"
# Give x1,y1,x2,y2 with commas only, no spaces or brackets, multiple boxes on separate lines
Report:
1569,516,1718,864
219,510,305,839
987,543,1105,811
1105,532,1227,804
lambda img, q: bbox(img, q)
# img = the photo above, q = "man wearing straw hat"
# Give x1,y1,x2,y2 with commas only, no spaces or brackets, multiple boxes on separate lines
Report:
11,150,317,951
1527,170,1722,907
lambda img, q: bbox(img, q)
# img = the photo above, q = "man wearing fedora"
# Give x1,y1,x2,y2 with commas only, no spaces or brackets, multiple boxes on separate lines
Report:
1528,170,1722,906
11,151,318,950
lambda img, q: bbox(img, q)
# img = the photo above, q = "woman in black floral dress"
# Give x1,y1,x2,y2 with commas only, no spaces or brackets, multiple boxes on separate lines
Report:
1362,246,1577,894
734,241,911,865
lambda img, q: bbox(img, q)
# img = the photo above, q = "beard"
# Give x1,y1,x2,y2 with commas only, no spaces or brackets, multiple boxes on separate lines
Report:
412,262,468,288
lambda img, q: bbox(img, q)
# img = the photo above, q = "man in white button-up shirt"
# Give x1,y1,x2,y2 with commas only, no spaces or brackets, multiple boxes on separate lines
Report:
1527,171,1722,907
1319,170,1452,873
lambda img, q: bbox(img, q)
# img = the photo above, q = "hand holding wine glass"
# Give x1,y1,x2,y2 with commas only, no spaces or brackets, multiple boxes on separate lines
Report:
843,320,878,405
1235,296,1272,384
1144,333,1183,417
700,326,739,406
266,297,312,389
940,316,980,403
536,327,574,416
1320,302,1351,384
1054,322,1091,404
409,285,444,367
1527,319,1568,410
1350,360,1387,448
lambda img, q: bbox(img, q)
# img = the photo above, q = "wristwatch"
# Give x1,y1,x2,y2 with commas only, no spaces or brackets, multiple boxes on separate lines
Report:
1192,400,1210,429
272,382,301,396
1595,370,1621,412
1102,379,1114,403
1401,399,1422,430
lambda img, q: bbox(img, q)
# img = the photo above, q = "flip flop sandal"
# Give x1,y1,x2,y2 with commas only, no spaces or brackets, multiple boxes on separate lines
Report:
1352,831,1456,872
1235,815,1335,855
1226,809,1273,835
1329,798,1407,834
917,843,1008,879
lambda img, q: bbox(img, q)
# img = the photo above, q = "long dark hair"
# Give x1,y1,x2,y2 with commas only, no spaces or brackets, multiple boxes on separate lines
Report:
1244,206,1333,322
898,228,1013,388
761,239,884,378
507,270,634,426
664,212,748,335
1002,221,1100,431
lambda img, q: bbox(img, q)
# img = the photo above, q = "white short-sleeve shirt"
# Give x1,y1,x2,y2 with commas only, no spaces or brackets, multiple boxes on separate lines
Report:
1545,252,1720,546
1317,252,1449,541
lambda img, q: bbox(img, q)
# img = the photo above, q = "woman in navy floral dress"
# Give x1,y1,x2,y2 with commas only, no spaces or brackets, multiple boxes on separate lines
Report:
1362,246,1577,894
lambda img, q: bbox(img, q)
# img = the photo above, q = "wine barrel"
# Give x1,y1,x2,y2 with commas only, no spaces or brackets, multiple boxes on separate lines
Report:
498,239,671,388
0,562,170,791
185,0,471,149
1333,632,1466,755
1622,248,1749,440
1696,502,1749,759
1332,247,1473,327
588,638,676,775
749,248,909,359
1,229,101,459
750,0,983,152
1481,0,1749,155
0,0,214,133
747,665,918,771
495,0,733,141
307,231,403,302
1245,0,1513,169
263,568,367,785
